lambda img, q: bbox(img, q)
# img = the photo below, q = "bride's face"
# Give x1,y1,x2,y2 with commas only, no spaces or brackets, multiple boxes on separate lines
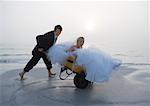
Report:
77,38,84,47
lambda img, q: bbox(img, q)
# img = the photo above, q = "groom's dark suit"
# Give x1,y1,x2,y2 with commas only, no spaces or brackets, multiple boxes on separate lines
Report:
24,31,56,72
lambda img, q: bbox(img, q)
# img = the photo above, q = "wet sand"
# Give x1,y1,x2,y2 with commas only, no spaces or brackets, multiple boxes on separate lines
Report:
0,65,150,106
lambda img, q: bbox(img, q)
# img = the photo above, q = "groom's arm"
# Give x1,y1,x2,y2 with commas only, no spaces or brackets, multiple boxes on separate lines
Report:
36,35,44,48
35,31,54,51
44,32,55,51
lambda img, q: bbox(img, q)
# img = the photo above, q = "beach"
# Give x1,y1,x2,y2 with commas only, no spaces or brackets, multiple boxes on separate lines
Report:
0,1,149,105
0,44,150,106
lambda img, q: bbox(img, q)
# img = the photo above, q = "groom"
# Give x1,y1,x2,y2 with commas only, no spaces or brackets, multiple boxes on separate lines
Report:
19,25,62,80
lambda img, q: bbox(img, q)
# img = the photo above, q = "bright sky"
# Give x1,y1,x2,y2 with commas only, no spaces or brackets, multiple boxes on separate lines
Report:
0,0,149,55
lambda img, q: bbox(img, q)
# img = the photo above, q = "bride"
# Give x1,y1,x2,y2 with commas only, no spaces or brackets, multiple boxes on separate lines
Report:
47,37,121,83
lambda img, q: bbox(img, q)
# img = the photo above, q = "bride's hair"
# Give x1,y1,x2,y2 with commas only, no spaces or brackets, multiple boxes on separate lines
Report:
77,37,84,42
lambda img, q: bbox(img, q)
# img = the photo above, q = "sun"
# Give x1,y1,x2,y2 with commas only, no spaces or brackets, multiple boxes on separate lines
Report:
85,21,95,32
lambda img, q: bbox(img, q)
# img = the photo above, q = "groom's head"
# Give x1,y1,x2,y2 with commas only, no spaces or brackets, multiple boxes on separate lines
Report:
54,25,62,36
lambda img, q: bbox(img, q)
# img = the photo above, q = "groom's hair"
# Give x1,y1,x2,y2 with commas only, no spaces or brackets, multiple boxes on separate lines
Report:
54,25,62,31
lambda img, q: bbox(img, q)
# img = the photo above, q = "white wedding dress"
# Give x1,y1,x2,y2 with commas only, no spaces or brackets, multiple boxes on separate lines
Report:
47,42,121,83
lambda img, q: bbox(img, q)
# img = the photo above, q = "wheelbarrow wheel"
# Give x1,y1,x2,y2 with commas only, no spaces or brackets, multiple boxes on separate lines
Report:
73,73,89,89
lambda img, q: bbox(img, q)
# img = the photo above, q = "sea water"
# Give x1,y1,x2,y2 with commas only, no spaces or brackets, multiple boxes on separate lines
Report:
0,42,149,75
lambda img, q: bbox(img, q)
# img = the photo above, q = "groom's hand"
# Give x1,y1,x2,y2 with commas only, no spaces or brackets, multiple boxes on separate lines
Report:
38,48,44,52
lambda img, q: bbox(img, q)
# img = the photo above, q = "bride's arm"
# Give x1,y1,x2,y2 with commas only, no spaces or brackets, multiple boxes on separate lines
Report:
66,45,76,52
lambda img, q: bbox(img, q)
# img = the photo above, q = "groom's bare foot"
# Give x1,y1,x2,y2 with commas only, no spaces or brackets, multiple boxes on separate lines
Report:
19,71,26,80
48,69,56,77
19,73,24,80
48,72,56,77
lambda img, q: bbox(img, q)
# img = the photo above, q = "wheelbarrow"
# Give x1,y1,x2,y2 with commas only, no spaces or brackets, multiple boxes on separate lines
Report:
59,56,90,89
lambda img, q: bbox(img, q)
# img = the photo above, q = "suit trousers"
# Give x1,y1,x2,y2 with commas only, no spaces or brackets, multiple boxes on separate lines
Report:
24,49,52,72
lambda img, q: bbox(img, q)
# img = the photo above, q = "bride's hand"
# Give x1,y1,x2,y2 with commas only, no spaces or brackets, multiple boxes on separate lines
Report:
66,46,75,52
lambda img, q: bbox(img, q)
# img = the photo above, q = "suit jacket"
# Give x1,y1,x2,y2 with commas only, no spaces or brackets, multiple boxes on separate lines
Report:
33,31,56,53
